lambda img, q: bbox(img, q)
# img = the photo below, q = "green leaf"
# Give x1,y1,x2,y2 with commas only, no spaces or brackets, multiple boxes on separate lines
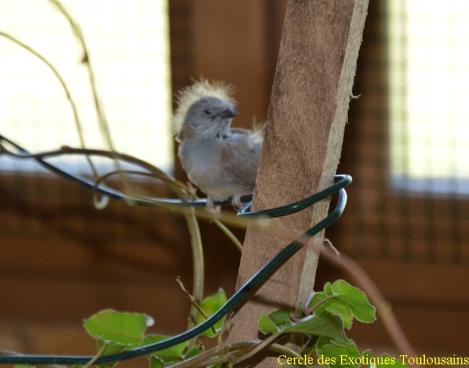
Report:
308,291,328,310
97,339,127,359
141,334,186,361
14,365,36,368
315,336,360,368
308,292,352,329
330,280,376,323
196,289,227,337
83,309,151,346
149,357,165,368
184,345,201,359
285,313,348,345
258,314,279,334
309,281,374,329
258,310,292,334
323,300,354,329
324,282,334,296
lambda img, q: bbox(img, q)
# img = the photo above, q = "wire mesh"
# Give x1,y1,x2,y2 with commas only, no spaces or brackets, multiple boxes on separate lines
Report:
331,0,469,264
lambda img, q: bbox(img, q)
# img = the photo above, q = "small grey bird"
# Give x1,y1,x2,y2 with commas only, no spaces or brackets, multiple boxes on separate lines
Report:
173,80,263,208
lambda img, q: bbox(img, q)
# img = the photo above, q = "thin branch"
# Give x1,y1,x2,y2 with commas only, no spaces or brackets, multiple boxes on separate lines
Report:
231,331,282,365
176,276,214,335
48,0,136,201
320,246,418,359
212,219,243,251
166,342,256,368
269,343,303,360
83,343,108,368
0,31,98,178
176,276,208,319
0,140,255,232
183,209,205,328
48,0,115,154
4,145,187,195
0,138,417,363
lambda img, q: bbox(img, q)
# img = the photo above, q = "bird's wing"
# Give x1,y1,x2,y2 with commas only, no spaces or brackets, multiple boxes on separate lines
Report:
218,131,263,191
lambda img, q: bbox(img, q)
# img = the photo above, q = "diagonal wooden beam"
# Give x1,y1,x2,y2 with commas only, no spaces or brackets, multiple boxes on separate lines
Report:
228,0,369,364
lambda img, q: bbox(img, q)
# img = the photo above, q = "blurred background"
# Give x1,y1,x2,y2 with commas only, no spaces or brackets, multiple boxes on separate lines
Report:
1,0,468,364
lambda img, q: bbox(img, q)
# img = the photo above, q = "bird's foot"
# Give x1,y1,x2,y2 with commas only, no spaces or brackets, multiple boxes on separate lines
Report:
186,182,198,198
206,197,221,214
231,192,251,210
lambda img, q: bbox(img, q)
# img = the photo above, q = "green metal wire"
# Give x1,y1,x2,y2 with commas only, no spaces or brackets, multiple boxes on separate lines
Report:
0,135,351,365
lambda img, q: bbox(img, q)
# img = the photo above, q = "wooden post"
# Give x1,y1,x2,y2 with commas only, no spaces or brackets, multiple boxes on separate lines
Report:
228,0,369,363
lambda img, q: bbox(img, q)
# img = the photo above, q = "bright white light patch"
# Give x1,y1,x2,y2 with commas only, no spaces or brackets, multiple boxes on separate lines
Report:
0,0,172,172
389,0,469,190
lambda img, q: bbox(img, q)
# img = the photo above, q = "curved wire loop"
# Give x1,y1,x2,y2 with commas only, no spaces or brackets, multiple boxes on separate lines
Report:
0,135,352,365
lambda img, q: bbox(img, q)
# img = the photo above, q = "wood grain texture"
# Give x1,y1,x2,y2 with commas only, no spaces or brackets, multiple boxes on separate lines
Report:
228,0,369,357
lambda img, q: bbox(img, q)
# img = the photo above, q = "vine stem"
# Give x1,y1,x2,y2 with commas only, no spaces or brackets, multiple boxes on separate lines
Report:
320,246,418,360
48,0,138,203
166,340,303,368
0,141,255,229
231,331,282,365
180,211,205,326
0,31,98,179
212,219,243,251
83,343,107,368
0,138,417,364
167,342,255,368
48,0,115,154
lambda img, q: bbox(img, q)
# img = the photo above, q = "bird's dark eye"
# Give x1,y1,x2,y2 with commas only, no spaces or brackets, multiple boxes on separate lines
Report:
203,109,211,116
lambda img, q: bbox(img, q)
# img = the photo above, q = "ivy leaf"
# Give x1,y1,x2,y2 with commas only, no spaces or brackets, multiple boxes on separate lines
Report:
309,281,375,328
96,339,127,363
330,280,376,323
149,357,165,368
140,334,187,361
196,289,227,337
184,345,201,359
83,309,152,347
315,336,360,368
308,291,328,311
14,366,36,368
285,313,348,345
308,292,353,329
324,282,334,296
324,300,354,329
258,310,292,334
258,310,347,345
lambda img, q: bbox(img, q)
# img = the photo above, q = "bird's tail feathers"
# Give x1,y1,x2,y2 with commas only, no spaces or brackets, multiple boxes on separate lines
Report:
251,118,266,139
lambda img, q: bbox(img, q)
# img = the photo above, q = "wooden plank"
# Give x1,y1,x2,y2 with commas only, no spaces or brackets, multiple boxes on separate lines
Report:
228,0,369,360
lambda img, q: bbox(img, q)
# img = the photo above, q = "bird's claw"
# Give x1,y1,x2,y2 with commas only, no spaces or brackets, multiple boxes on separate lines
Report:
206,197,221,214
231,192,250,210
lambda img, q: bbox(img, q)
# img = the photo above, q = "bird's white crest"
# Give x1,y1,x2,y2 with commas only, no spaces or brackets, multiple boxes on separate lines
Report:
172,79,235,135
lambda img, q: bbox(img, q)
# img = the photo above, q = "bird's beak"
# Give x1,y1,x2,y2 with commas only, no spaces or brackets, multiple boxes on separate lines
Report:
221,105,238,119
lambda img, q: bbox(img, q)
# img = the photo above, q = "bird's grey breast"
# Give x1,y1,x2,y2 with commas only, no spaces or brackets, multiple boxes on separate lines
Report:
179,138,225,194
